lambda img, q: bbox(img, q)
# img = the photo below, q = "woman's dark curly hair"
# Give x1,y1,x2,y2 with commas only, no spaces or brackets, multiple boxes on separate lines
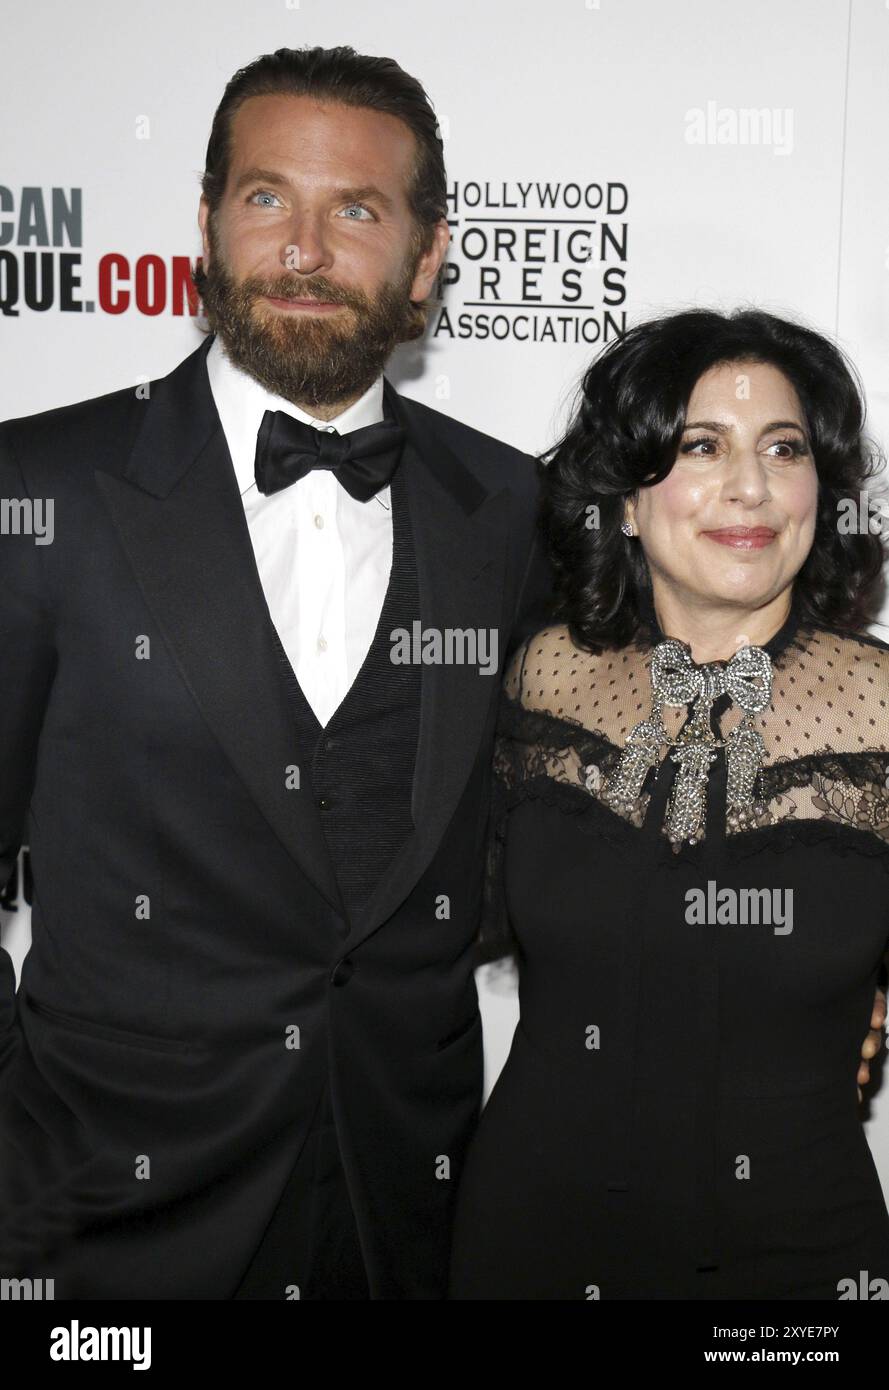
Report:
539,307,887,650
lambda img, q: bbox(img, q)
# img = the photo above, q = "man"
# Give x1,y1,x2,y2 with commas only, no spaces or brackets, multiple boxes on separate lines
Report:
0,45,548,1300
0,45,883,1301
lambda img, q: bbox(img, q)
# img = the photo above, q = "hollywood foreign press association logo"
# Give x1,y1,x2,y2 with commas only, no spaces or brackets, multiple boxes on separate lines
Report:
433,176,629,346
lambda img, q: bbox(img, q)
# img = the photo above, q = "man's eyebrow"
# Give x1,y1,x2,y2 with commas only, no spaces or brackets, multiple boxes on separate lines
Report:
231,167,293,194
335,185,396,212
231,168,395,210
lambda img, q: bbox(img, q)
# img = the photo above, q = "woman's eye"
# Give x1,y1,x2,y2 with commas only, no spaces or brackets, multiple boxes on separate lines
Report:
765,438,807,459
338,204,374,220
679,436,809,460
681,437,719,456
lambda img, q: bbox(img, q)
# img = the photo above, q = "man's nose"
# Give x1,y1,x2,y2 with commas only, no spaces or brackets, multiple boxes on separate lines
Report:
281,212,331,276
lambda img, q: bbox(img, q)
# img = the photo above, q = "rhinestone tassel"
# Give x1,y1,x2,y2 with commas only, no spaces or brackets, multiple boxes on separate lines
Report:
602,639,773,848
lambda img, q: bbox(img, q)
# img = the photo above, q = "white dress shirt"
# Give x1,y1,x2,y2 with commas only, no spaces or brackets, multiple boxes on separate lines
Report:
205,334,393,728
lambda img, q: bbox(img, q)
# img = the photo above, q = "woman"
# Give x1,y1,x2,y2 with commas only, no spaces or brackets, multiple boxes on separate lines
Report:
448,308,889,1300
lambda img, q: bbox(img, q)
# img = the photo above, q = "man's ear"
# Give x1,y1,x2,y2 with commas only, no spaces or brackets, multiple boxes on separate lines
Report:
198,196,212,267
409,218,451,302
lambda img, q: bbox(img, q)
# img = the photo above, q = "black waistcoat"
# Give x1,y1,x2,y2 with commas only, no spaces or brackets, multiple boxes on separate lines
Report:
267,460,421,927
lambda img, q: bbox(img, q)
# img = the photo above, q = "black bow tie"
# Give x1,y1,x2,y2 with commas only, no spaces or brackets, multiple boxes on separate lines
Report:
254,408,405,503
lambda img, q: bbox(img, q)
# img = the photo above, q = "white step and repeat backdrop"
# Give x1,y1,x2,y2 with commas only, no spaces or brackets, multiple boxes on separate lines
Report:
3,0,889,1205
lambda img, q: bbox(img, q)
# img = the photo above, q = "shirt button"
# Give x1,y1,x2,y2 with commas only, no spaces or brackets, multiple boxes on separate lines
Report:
317,635,328,652
314,513,325,529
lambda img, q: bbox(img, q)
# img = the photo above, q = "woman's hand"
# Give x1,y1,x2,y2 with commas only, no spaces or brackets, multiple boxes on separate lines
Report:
858,987,887,1101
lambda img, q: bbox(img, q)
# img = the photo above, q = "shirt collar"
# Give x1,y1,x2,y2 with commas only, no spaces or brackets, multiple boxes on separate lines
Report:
205,332,386,498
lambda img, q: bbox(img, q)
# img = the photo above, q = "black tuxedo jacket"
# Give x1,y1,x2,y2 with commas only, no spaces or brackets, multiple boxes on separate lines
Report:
0,334,550,1298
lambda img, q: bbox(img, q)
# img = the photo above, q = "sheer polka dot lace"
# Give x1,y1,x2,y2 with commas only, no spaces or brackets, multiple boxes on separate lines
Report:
478,612,889,960
504,617,889,842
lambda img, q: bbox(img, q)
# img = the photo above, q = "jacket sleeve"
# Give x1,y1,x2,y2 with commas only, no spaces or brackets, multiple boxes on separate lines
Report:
473,640,533,967
0,433,57,1047
505,458,554,663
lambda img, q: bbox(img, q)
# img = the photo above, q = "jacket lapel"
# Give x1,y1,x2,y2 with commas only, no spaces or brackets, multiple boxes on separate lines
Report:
343,380,509,951
94,336,509,943
94,336,346,918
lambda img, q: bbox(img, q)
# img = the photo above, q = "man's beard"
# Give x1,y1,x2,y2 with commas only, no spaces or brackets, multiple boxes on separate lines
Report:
195,233,422,410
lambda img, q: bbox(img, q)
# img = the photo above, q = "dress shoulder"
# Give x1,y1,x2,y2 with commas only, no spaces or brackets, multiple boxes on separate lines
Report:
504,623,611,706
503,622,659,753
763,622,889,763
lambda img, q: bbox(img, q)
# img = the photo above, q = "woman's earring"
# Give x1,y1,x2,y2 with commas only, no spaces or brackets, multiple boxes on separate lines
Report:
621,521,634,537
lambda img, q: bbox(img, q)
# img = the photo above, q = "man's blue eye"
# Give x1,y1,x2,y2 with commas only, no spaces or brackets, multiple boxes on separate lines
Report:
251,191,281,207
340,204,373,220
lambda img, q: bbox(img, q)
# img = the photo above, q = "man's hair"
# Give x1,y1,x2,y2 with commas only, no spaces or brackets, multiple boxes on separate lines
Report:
200,44,447,255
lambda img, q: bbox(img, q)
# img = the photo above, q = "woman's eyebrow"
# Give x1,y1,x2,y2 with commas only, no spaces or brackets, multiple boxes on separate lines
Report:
682,418,805,433
760,419,806,432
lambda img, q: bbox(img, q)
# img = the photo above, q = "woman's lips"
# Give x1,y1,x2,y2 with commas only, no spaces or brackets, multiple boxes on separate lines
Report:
702,527,777,550
264,295,343,313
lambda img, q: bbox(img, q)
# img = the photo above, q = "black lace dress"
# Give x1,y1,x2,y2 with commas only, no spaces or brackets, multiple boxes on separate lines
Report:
448,601,889,1299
